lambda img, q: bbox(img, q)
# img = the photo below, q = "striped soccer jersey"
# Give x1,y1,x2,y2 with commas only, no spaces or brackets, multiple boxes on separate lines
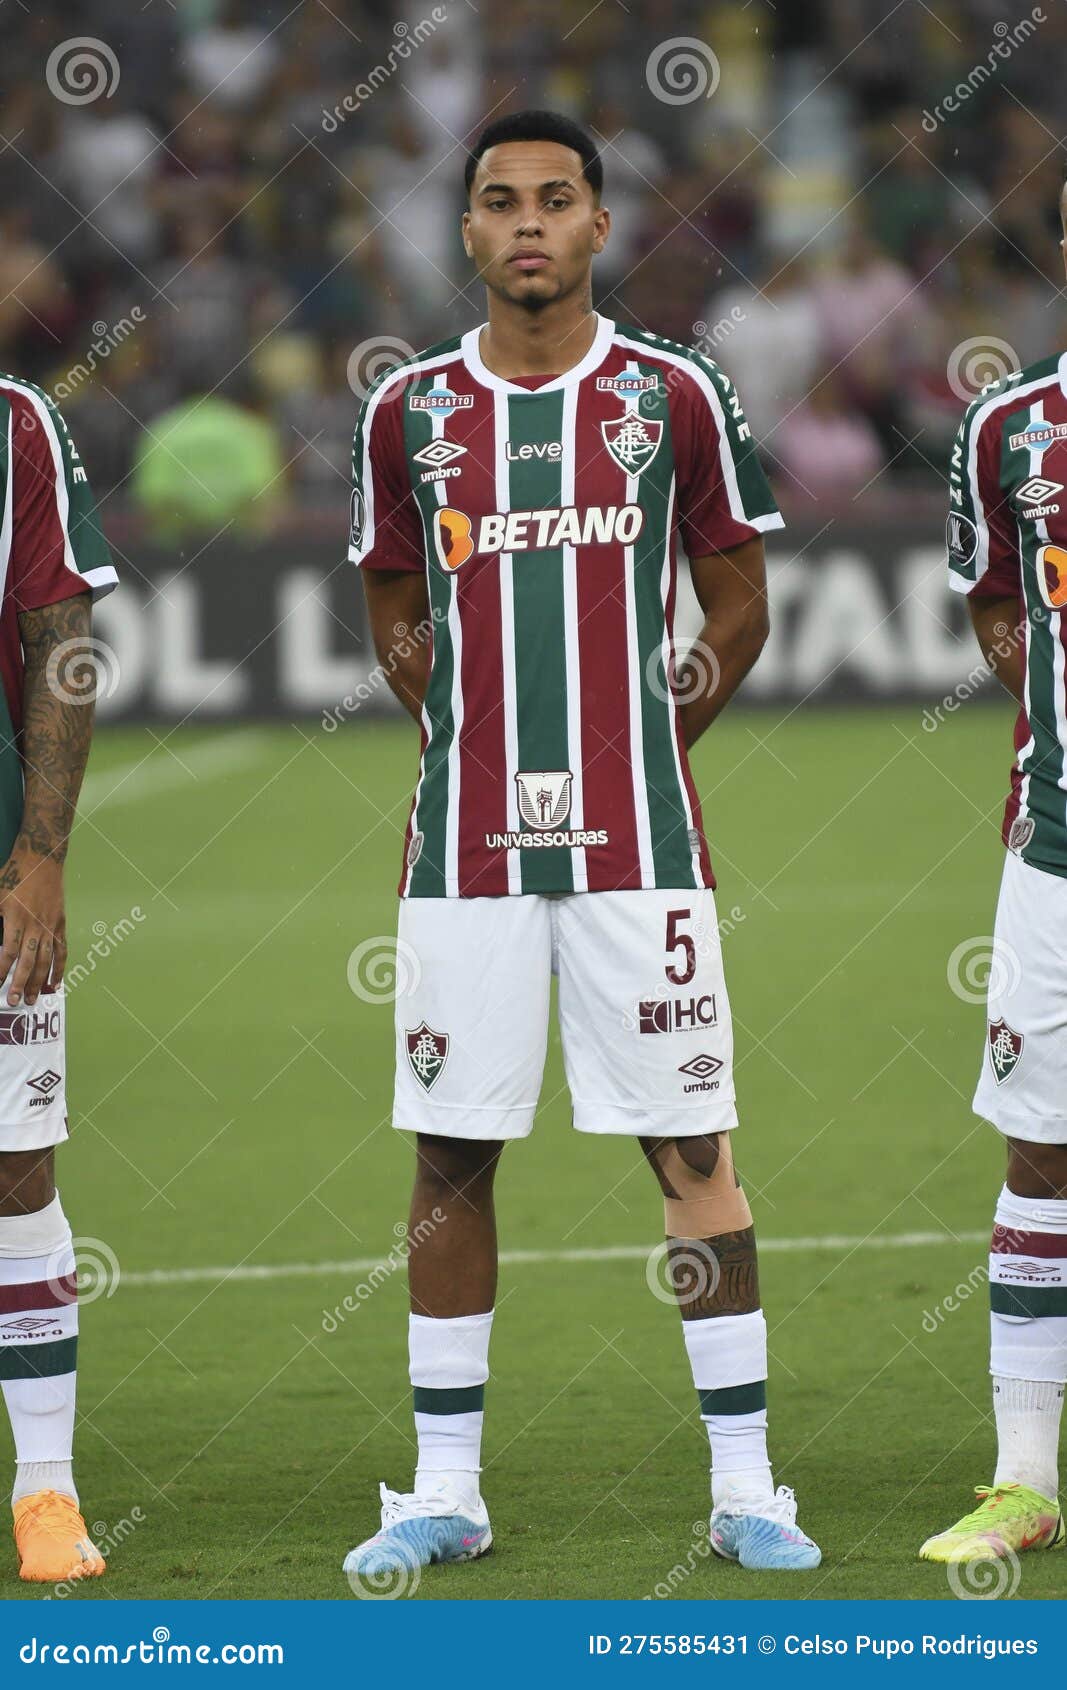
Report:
349,314,782,898
949,350,1067,877
0,376,117,862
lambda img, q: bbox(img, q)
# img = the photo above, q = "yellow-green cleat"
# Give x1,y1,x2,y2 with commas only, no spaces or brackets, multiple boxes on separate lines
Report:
919,1482,1064,1564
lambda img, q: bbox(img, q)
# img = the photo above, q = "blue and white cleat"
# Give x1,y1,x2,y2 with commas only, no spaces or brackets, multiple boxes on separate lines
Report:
709,1486,821,1571
344,1480,492,1589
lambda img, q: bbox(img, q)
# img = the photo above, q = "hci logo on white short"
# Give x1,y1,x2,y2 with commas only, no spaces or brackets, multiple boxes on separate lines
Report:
639,995,718,1034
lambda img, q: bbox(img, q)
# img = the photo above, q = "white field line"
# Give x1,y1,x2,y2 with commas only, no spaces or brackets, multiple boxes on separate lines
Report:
118,1229,990,1290
80,731,270,813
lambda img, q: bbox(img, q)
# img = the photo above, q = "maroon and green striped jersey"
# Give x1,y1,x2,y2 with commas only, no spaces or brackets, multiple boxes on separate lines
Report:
948,351,1067,878
0,376,117,862
350,314,782,898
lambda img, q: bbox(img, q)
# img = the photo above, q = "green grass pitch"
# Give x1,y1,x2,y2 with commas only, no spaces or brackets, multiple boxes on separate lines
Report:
2,702,1061,1602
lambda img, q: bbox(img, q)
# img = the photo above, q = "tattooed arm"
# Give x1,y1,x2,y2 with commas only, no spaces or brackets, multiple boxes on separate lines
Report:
0,592,95,1008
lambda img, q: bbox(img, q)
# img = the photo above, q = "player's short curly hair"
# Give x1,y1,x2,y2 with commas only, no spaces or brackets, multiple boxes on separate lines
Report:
464,110,603,202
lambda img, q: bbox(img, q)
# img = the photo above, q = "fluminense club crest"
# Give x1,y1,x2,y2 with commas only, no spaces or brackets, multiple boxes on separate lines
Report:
600,411,662,477
988,1018,1023,1085
406,1022,448,1091
515,770,572,831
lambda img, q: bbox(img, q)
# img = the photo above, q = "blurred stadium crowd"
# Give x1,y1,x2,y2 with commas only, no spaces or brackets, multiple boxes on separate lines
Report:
1,0,1066,534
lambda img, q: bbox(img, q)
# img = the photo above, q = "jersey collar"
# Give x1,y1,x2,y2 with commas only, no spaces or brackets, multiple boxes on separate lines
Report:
460,311,616,396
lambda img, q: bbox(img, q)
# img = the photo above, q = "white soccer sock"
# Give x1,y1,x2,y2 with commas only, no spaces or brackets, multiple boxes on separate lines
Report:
682,1310,774,1506
0,1196,78,1505
410,1310,492,1507
989,1186,1067,1500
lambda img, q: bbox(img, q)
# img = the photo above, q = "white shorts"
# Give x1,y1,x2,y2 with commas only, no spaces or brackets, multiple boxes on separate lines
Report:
393,888,736,1140
973,851,1067,1144
0,973,68,1152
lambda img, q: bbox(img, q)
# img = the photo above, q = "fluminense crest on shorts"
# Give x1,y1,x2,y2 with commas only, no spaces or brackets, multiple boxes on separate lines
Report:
405,1022,448,1091
515,771,572,831
988,1018,1023,1084
600,411,662,476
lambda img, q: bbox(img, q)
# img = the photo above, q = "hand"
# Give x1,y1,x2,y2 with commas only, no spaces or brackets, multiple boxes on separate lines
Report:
0,842,66,1006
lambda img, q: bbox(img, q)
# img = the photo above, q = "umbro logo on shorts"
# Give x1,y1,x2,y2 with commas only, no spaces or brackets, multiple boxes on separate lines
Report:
26,1068,61,1106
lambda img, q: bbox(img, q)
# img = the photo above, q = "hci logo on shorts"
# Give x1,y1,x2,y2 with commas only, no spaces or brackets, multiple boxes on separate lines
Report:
406,1023,448,1091
639,995,717,1034
988,1019,1023,1085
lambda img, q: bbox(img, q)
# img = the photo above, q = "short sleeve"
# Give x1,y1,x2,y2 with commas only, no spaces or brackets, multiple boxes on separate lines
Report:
947,394,1019,599
5,384,118,610
348,376,425,573
672,355,784,560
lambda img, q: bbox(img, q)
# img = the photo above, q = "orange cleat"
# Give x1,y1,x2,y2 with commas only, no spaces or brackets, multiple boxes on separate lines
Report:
13,1490,105,1583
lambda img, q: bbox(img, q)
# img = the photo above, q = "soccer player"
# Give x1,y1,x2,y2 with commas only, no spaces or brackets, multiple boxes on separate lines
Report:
345,111,820,1580
0,376,117,1581
919,193,1067,1565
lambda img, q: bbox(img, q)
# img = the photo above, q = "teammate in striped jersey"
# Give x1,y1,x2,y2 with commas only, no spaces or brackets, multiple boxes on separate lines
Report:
344,111,820,1582
920,294,1067,1562
0,377,116,1581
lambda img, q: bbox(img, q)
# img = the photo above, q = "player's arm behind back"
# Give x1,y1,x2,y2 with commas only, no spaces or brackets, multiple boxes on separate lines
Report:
0,390,117,1008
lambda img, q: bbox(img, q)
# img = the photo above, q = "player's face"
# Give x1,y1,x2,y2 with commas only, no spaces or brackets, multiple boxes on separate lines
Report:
463,141,610,309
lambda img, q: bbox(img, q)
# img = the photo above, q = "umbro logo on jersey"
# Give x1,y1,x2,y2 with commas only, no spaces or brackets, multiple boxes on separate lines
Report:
1009,421,1067,453
432,505,645,571
412,439,467,467
1016,476,1063,506
1037,544,1067,610
1015,475,1063,518
601,412,663,476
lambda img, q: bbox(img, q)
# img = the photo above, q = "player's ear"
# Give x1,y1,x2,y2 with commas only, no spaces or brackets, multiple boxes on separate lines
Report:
592,205,610,255
461,209,473,260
